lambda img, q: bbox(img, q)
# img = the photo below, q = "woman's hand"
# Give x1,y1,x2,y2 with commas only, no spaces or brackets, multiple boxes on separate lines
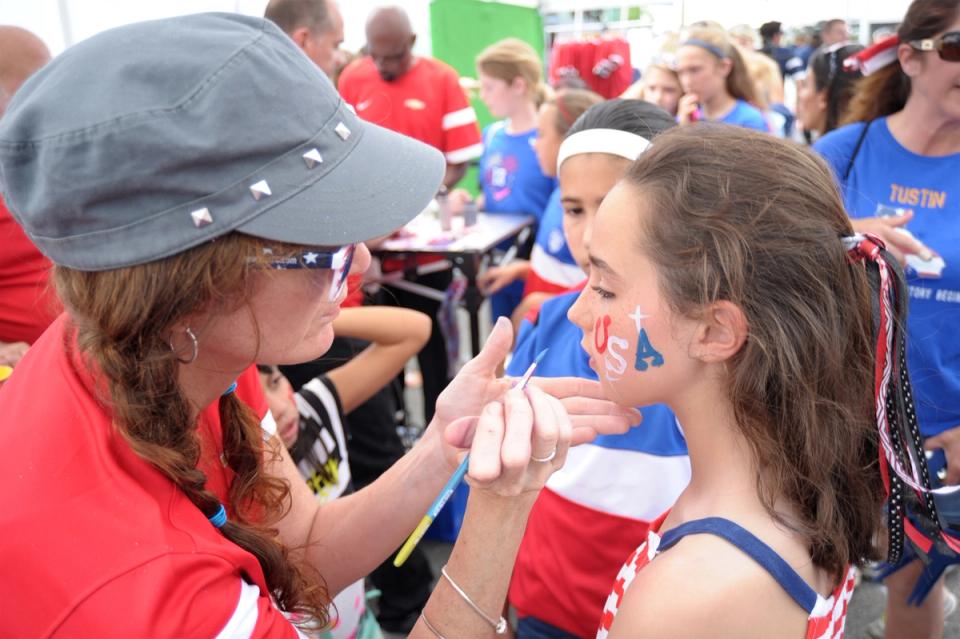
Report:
429,317,640,468
447,386,571,496
478,261,529,294
851,213,933,266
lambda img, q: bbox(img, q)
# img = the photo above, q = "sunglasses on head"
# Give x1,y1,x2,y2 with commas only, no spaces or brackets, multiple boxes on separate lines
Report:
261,243,356,301
909,31,960,62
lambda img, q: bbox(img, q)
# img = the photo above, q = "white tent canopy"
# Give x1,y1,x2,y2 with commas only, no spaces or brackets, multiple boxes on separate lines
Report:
0,0,435,57
0,0,908,58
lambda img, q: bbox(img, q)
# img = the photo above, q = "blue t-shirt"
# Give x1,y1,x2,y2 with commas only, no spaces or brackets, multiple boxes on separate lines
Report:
715,100,769,133
815,117,960,436
507,291,687,457
480,121,555,221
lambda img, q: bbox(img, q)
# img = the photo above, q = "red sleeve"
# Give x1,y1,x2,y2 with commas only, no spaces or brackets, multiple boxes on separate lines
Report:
337,59,362,106
53,554,301,639
439,65,482,164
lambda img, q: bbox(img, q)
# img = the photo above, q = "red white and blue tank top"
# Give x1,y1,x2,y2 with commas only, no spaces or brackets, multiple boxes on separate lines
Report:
597,516,856,639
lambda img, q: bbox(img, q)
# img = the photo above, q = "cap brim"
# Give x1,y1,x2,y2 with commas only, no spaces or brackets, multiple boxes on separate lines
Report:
237,120,445,247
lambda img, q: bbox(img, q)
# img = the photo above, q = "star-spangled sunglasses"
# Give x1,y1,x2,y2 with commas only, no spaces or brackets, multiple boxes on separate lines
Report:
261,243,356,301
909,31,960,62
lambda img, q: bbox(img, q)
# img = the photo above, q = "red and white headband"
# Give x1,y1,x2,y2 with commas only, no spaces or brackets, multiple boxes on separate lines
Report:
844,35,899,76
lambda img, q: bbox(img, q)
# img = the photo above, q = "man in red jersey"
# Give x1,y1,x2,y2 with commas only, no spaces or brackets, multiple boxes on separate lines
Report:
338,6,482,190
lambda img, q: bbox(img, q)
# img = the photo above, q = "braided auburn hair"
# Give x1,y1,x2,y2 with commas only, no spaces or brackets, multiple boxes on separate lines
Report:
54,232,330,624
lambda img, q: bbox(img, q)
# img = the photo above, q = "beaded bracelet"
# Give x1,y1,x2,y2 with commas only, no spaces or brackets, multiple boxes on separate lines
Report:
440,565,508,634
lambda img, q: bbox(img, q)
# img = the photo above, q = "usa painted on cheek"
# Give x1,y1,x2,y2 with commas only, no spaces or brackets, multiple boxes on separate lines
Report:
593,305,664,381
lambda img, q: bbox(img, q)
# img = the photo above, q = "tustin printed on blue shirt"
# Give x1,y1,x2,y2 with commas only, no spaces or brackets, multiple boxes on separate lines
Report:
815,117,960,437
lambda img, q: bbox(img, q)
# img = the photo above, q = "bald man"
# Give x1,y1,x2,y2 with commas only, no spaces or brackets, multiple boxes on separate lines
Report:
264,0,345,77
339,5,481,190
0,26,59,367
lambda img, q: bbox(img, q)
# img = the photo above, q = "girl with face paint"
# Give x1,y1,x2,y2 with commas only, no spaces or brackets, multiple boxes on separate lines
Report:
568,124,903,638
506,100,689,639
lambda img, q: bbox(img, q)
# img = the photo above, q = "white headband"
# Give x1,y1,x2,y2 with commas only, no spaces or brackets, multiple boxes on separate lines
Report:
557,128,651,170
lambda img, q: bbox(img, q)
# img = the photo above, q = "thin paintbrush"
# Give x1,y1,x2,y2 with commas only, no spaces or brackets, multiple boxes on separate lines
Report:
393,348,549,567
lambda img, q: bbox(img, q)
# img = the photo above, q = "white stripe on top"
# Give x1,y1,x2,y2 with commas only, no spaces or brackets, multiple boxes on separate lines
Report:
215,578,261,639
445,142,484,164
546,443,690,521
442,106,478,130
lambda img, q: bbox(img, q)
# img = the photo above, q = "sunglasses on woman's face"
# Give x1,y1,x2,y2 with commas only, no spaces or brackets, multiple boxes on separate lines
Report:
261,243,356,301
910,31,960,62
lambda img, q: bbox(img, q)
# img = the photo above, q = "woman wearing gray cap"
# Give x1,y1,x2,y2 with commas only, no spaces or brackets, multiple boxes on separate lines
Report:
0,13,635,638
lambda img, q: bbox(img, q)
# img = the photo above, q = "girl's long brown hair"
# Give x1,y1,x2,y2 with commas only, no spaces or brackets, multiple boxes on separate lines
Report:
54,233,330,623
843,0,960,124
627,125,883,580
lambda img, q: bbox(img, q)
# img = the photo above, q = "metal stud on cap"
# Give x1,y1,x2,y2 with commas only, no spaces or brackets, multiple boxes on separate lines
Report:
302,148,323,168
334,122,351,140
249,180,272,200
190,207,213,228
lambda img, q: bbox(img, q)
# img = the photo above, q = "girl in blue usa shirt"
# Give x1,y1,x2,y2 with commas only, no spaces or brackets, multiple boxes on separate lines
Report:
474,38,556,319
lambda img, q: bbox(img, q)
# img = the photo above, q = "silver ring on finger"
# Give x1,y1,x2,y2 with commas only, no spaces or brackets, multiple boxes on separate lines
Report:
531,447,557,463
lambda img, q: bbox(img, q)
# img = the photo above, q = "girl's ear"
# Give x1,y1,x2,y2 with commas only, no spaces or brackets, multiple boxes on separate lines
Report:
689,300,747,363
816,88,828,112
719,57,734,78
511,75,528,96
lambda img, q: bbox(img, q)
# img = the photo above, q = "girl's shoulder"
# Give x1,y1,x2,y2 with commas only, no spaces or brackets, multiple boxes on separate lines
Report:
605,517,818,639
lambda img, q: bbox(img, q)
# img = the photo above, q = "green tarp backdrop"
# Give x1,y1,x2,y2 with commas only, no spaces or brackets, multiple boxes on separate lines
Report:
429,0,545,193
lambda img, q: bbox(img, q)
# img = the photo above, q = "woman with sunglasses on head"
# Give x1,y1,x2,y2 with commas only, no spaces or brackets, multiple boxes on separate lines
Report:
0,15,637,638
813,1,960,637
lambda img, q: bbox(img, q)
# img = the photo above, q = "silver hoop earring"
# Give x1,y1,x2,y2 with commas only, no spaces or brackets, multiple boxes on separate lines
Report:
169,327,199,364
